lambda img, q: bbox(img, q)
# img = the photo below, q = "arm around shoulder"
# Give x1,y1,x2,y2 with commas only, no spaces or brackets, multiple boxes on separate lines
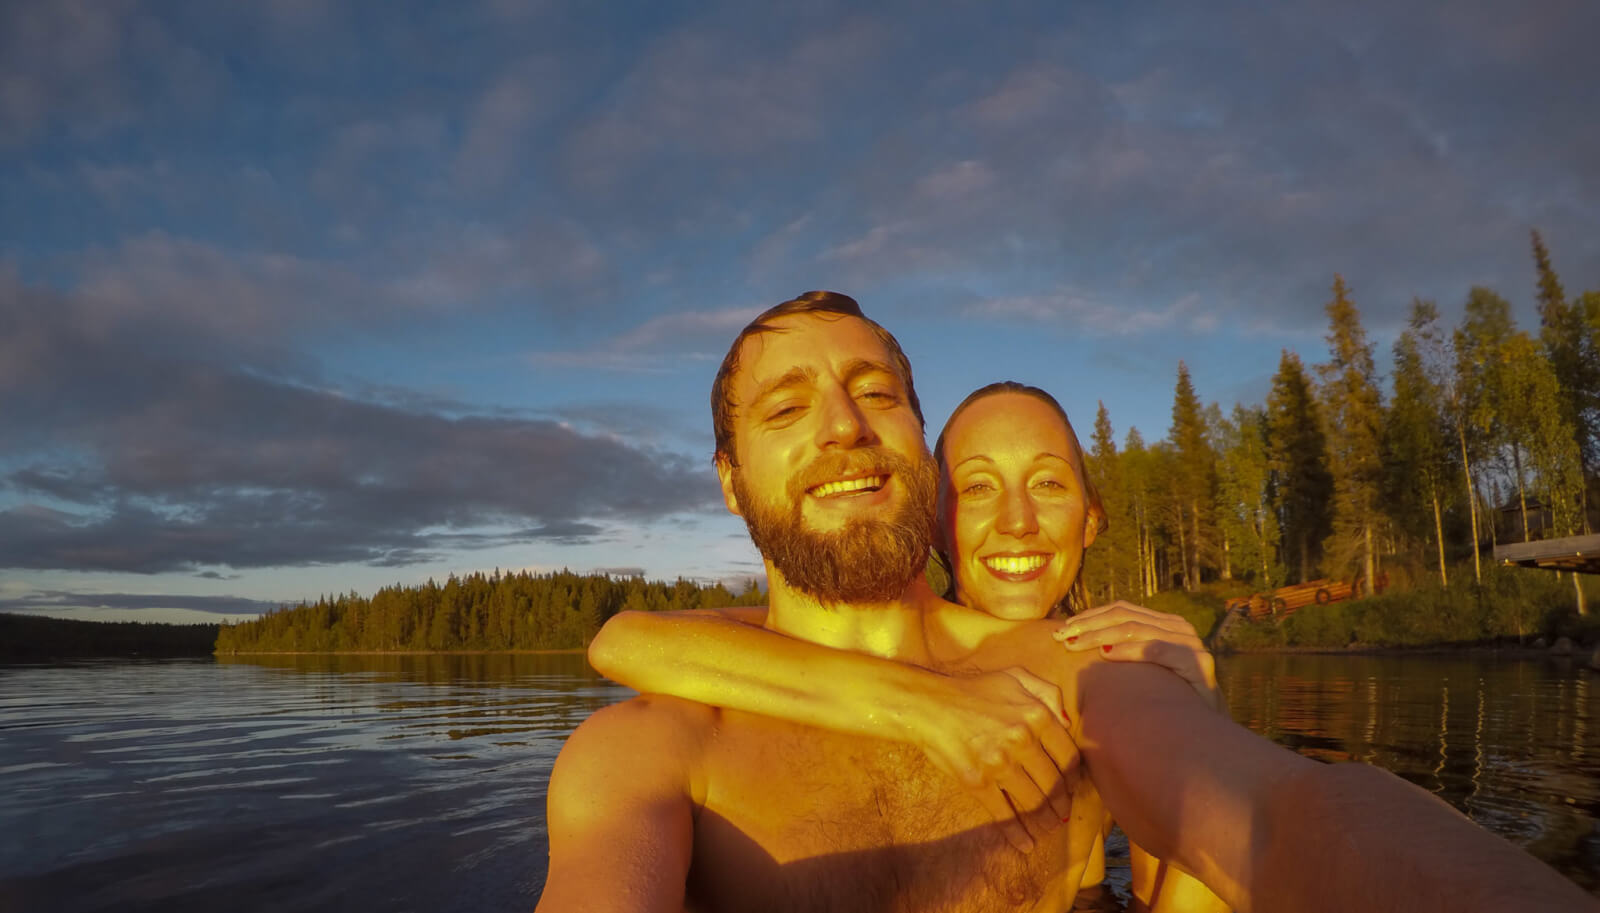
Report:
535,696,706,913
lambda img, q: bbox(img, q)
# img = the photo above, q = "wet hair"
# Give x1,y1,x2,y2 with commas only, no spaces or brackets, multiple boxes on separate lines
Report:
930,381,1107,615
710,291,925,466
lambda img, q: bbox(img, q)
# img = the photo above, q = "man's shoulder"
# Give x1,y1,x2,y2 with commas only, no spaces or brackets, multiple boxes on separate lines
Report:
547,694,718,819
564,693,720,760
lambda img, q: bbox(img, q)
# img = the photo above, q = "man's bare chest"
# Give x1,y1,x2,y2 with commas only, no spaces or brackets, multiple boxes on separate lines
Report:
683,711,1090,913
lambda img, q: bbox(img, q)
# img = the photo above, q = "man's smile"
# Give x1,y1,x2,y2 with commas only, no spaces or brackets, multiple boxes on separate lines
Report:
807,474,887,498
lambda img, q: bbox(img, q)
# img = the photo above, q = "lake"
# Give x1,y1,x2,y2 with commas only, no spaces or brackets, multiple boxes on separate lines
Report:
1,651,1596,911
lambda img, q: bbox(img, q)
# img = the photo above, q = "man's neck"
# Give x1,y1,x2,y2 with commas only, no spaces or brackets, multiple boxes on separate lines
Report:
762,566,940,666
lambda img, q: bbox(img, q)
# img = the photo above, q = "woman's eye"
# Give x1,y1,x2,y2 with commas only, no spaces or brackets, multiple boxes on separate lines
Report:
1033,478,1066,490
961,481,994,495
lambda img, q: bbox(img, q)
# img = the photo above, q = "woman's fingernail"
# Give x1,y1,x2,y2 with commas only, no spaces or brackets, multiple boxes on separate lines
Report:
1065,635,1078,644
1101,644,1112,654
1061,709,1071,723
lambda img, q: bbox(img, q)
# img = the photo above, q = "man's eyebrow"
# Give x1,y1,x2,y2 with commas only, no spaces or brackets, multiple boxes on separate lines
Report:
750,366,818,406
841,358,899,385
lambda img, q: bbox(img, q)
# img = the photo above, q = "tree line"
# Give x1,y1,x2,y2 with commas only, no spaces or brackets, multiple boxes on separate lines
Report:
1082,230,1599,614
0,613,220,658
214,569,765,653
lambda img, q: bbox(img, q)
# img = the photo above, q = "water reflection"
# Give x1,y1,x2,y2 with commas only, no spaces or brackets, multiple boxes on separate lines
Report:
2,653,1596,911
1219,653,1600,893
0,653,629,913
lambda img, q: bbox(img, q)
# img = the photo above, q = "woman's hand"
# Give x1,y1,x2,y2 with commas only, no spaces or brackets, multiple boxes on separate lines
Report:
905,666,1080,853
1053,601,1223,713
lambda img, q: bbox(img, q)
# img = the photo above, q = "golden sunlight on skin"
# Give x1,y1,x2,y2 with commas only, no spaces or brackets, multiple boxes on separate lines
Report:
938,392,1099,622
715,313,928,543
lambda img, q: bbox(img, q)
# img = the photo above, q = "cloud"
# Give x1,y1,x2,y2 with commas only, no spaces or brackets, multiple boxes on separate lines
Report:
0,272,721,574
526,306,759,372
963,288,1213,336
0,589,284,616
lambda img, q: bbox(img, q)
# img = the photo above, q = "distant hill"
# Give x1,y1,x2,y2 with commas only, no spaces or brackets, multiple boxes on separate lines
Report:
0,613,220,659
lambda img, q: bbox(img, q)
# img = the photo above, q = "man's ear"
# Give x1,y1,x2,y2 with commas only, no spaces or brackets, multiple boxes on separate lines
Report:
715,452,743,517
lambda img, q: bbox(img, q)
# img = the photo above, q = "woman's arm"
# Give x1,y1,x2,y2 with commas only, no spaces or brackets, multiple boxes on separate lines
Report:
1055,601,1222,712
588,609,1079,851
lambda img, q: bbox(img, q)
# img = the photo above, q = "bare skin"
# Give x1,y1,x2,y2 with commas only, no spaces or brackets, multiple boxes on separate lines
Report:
544,585,1111,913
587,389,1227,910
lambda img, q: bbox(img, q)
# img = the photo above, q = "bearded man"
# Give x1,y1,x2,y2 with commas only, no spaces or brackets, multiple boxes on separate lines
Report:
535,291,1111,912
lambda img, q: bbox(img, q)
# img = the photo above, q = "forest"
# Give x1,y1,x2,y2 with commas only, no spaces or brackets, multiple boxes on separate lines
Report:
214,569,765,653
1080,230,1600,641
0,613,220,659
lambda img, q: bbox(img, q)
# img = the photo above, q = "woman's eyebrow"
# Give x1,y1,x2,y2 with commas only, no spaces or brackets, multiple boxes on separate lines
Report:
953,454,996,470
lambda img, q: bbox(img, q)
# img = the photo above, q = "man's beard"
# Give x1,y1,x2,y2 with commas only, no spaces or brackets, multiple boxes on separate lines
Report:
732,446,938,604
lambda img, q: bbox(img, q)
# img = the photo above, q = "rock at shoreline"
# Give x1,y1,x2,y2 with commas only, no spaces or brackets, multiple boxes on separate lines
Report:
1533,637,1548,649
1589,646,1600,671
1552,636,1574,656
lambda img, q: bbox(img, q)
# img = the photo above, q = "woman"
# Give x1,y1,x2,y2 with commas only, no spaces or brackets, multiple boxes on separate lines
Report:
587,382,1225,911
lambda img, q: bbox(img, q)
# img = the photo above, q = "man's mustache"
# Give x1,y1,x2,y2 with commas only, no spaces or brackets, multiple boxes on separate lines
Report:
787,447,929,500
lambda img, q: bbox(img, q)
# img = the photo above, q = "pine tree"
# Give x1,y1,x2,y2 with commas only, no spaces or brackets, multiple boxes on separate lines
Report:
1169,362,1214,590
1454,287,1517,569
1086,401,1139,602
1214,403,1280,589
1317,276,1386,593
1388,299,1457,587
1266,350,1333,583
1531,230,1599,524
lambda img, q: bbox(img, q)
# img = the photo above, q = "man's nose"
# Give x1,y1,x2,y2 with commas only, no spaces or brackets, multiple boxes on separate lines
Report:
997,488,1039,536
814,387,876,449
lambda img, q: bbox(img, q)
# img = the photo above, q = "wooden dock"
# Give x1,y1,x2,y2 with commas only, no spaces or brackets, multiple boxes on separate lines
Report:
1493,533,1600,575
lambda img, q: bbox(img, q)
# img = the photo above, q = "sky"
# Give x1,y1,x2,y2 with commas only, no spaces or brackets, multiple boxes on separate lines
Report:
3,0,1598,624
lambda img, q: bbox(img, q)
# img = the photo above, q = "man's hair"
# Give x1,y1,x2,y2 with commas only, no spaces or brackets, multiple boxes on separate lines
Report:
711,291,925,465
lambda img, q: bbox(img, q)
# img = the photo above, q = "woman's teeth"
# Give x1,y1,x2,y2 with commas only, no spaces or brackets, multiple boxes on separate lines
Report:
983,554,1047,574
810,475,885,498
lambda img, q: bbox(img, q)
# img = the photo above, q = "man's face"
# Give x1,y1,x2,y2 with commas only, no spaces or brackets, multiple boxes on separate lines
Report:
717,313,937,603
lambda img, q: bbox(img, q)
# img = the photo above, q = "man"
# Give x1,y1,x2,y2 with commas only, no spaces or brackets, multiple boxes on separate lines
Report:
536,291,1596,913
536,291,1109,911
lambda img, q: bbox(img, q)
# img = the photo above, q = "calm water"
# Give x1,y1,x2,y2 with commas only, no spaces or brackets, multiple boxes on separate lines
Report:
0,652,1596,911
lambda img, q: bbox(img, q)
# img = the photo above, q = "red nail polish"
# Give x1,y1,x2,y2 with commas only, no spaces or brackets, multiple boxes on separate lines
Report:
1061,709,1071,723
1101,644,1112,654
1065,635,1078,644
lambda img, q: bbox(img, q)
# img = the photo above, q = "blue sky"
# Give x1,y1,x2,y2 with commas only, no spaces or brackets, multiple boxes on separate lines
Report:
3,0,1597,623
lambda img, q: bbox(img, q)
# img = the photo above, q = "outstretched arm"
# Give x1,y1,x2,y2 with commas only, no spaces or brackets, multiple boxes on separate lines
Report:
589,608,1077,851
1076,660,1596,913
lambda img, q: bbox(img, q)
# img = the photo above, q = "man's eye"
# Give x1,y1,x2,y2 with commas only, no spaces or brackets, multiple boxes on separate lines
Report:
766,405,804,422
858,389,897,404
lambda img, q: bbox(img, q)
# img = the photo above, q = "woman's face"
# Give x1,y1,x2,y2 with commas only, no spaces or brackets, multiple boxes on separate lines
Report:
937,392,1098,621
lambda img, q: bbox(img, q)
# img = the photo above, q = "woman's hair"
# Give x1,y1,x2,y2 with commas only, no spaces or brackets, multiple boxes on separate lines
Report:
931,381,1107,616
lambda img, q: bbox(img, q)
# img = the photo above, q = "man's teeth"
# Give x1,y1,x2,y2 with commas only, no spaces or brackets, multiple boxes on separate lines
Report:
811,475,886,497
984,554,1047,574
